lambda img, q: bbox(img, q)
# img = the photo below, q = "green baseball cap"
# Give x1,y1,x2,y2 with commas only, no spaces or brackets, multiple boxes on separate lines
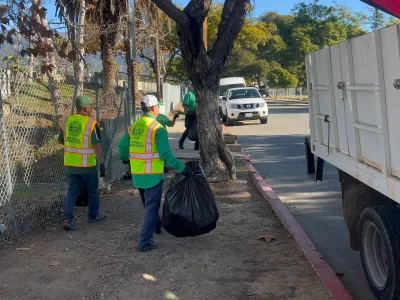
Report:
75,95,93,109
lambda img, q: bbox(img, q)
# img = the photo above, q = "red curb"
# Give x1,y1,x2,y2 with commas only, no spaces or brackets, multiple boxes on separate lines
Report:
223,125,353,300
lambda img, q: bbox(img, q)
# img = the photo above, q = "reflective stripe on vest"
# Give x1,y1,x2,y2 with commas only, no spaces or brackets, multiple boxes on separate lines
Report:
63,115,97,168
129,116,164,174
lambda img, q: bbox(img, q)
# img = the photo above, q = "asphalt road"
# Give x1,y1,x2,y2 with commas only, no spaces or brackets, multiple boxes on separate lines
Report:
227,100,376,300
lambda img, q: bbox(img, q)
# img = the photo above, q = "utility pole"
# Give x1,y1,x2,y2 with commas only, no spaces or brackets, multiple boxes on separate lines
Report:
128,0,136,123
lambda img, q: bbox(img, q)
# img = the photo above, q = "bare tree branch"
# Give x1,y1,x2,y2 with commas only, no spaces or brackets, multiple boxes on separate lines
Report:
139,50,156,75
209,0,249,67
151,0,190,27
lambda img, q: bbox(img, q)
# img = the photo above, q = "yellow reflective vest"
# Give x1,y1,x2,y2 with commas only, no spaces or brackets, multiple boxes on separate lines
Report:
63,114,97,168
129,116,164,174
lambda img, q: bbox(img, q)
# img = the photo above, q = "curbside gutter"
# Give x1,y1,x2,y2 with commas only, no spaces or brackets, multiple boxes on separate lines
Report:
223,124,353,300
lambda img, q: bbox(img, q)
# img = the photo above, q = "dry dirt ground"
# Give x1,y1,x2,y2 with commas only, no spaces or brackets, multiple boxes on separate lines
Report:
0,158,330,300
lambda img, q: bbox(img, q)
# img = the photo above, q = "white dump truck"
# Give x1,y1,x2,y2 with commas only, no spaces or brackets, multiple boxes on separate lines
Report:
305,25,400,300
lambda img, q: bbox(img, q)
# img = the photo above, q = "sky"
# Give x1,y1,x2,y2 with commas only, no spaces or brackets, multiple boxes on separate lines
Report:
171,0,375,17
44,0,379,21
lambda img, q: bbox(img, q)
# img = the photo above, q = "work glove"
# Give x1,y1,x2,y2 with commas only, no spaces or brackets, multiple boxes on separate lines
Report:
99,164,105,177
173,113,180,119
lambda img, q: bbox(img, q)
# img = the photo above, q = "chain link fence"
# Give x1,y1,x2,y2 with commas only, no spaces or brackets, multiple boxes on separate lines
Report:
266,87,308,101
0,70,131,243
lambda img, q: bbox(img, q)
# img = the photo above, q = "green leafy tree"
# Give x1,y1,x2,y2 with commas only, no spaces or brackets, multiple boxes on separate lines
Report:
267,67,298,88
386,16,400,27
368,8,387,31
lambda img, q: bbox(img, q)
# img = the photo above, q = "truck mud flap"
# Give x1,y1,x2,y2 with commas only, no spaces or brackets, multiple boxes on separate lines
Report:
305,137,324,182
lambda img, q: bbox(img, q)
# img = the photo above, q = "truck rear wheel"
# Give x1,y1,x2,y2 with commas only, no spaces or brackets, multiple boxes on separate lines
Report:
360,205,400,300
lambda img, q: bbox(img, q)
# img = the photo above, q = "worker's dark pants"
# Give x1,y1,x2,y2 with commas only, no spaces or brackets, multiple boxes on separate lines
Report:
137,181,163,248
179,113,199,148
63,173,99,221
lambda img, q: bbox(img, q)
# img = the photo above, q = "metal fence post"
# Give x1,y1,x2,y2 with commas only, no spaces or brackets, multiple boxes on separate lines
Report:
95,73,100,123
0,90,17,236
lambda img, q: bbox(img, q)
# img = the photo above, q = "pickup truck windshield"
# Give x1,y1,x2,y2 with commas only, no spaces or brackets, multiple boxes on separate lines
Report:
229,89,261,100
220,84,245,96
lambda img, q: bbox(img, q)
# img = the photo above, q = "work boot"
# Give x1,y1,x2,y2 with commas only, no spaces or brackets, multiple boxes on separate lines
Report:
194,142,199,151
178,141,184,149
137,240,156,252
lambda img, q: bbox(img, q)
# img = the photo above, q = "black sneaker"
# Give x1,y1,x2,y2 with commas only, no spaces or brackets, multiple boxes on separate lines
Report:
138,241,156,252
88,215,107,223
179,142,184,150
62,218,74,231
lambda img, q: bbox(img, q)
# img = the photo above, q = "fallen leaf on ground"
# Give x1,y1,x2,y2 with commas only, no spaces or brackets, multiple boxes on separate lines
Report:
142,273,157,281
257,235,276,242
49,261,60,266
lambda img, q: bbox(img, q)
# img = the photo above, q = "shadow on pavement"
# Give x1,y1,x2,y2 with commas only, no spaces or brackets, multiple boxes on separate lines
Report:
239,133,375,300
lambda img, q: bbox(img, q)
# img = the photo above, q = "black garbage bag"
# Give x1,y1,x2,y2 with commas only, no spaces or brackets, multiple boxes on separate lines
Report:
187,119,198,141
76,185,88,207
163,161,219,237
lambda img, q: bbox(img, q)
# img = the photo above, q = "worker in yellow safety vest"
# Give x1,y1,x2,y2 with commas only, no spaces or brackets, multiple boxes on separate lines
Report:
129,95,186,252
58,96,107,230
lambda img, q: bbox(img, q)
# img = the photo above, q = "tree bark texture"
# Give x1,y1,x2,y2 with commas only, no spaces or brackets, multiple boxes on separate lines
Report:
101,34,117,97
99,5,119,98
152,0,249,179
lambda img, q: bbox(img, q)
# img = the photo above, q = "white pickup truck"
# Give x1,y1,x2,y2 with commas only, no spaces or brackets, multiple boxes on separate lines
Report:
305,25,400,300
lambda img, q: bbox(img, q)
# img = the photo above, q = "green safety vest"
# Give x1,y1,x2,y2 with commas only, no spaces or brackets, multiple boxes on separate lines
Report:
129,116,164,174
63,114,97,168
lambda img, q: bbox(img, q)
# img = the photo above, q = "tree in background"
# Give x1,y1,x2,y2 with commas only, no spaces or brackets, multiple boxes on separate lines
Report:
260,1,367,86
87,0,127,98
267,67,298,89
386,16,400,27
368,7,387,31
56,0,87,108
152,0,251,180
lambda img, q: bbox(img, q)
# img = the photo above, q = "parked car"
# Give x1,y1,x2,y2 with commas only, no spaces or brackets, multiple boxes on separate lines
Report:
220,87,268,126
219,77,246,118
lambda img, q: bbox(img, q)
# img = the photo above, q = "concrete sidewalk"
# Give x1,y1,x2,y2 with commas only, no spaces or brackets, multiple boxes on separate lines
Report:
167,120,200,160
167,120,242,160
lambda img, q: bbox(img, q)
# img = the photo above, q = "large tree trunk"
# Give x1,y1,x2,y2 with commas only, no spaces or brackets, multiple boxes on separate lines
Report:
99,3,119,99
151,0,249,180
195,76,236,180
101,36,116,97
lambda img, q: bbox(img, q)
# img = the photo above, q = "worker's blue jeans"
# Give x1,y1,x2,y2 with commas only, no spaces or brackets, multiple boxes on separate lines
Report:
63,173,99,221
138,180,164,248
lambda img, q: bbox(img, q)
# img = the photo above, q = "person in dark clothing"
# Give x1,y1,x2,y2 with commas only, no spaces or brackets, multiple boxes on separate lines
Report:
178,91,199,150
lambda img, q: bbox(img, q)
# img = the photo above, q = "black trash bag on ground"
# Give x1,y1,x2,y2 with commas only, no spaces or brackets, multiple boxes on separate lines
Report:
76,185,88,207
187,119,198,141
163,161,219,237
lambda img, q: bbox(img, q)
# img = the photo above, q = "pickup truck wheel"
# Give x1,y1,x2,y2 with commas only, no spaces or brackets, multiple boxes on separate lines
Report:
360,205,400,300
260,117,268,124
226,117,234,126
